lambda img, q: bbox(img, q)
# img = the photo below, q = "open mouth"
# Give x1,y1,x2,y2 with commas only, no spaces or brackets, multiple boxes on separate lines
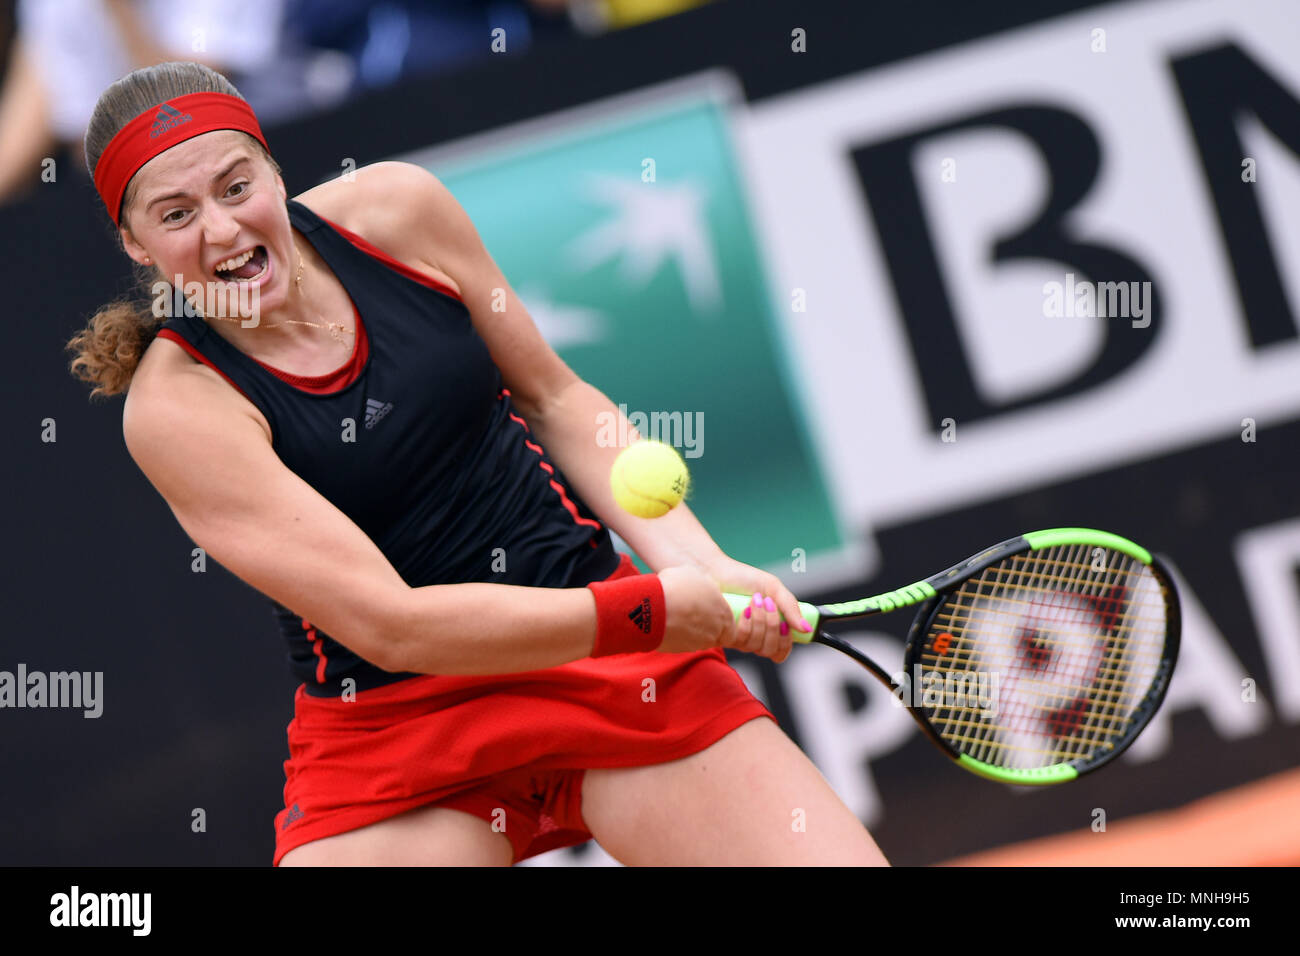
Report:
213,245,269,283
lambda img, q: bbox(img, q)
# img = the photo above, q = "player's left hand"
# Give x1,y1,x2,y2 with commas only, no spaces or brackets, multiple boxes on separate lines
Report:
689,552,812,663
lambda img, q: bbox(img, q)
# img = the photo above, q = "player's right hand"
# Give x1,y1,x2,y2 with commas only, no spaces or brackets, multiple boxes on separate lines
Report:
656,565,790,662
656,565,735,655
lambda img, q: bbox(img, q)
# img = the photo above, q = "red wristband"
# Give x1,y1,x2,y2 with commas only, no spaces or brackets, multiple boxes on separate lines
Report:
586,573,666,657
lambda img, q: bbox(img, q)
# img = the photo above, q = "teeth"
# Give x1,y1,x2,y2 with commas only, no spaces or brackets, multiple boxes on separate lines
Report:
215,248,255,273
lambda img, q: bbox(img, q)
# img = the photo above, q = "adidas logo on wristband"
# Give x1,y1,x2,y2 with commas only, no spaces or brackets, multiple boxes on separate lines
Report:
627,599,652,634
589,574,663,657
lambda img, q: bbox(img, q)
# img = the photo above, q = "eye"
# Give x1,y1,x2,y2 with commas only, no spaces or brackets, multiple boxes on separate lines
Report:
226,180,249,198
162,208,186,224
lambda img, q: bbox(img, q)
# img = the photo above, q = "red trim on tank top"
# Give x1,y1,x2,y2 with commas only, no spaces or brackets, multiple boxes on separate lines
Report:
319,215,465,302
302,618,330,684
499,390,603,534
155,329,256,403
250,304,369,394
156,219,460,396
158,311,368,397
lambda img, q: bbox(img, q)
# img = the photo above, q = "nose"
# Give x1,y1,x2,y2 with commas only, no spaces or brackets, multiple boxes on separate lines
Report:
198,200,241,248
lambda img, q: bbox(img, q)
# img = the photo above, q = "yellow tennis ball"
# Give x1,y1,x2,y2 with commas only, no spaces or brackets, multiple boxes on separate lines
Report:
610,440,690,518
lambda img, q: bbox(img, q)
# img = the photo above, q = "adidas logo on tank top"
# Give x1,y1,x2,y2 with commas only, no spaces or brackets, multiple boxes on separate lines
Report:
364,398,394,429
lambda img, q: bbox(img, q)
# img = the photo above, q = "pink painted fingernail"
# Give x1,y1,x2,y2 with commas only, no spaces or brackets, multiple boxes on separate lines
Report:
752,592,763,606
799,617,812,632
743,606,751,619
764,597,776,613
780,621,789,636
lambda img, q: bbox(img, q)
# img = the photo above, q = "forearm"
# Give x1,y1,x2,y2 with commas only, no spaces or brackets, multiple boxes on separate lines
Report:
0,41,55,203
104,0,175,68
386,581,599,675
529,380,725,573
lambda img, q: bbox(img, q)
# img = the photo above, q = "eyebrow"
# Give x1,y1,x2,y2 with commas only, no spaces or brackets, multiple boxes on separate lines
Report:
145,156,252,211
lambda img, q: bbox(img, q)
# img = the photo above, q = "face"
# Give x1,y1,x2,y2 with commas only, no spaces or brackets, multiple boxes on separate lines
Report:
119,130,292,320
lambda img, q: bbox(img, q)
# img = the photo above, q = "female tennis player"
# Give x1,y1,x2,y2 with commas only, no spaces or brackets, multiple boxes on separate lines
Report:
67,61,889,867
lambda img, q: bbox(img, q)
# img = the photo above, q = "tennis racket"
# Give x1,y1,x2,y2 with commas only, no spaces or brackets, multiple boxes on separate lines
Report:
723,528,1180,785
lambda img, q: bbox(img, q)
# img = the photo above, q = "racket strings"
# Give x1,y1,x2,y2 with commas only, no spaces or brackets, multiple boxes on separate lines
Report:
1010,547,1155,762
918,627,1163,688
916,544,1170,770
983,543,1139,764
929,567,1169,622
913,662,1148,706
922,550,1165,704
1045,544,1155,763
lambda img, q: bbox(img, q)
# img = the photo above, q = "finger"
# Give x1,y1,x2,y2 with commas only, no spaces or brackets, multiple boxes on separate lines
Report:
760,595,785,660
767,630,793,663
740,592,769,653
731,594,758,652
751,592,775,653
772,606,794,662
771,584,811,634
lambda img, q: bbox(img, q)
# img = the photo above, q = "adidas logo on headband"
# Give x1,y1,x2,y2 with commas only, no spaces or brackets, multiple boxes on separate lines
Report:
149,102,193,139
94,91,268,223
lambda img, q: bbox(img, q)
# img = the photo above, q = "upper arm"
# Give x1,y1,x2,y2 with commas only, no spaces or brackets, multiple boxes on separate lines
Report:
350,161,581,424
122,369,411,671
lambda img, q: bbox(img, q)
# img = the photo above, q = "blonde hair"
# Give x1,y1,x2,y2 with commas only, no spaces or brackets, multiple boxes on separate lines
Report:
67,61,280,398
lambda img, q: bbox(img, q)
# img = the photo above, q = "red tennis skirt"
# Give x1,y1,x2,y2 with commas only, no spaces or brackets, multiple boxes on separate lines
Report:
273,553,774,864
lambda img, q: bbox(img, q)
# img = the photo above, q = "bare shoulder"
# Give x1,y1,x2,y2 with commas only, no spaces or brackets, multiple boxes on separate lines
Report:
125,337,273,450
293,162,466,276
296,161,442,226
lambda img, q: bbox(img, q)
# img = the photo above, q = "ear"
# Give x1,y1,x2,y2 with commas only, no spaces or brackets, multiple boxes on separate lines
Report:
276,172,287,202
120,227,152,267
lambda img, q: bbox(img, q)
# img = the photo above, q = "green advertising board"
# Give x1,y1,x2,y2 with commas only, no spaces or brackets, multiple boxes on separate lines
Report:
399,82,842,574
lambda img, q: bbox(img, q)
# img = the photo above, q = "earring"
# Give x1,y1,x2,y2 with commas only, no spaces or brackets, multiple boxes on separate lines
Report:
143,256,151,264
296,251,304,292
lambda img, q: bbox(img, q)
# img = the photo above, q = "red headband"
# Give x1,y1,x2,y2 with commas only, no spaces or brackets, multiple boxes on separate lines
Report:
93,91,269,224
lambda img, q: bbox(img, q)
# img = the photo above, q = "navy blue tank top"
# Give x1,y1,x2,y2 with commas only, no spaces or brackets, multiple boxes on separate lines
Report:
158,198,619,696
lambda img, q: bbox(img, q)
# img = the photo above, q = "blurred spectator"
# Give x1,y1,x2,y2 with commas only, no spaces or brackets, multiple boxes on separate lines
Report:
0,0,706,207
278,0,578,93
0,0,583,207
0,0,288,205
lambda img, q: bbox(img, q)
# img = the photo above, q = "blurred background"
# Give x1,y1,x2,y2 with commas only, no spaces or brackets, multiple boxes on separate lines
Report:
2,0,1298,866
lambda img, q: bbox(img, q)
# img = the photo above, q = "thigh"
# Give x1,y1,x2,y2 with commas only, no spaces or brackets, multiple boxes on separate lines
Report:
580,716,890,866
278,803,514,867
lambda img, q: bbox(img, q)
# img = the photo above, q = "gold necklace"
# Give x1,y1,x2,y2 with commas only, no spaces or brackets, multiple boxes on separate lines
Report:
203,249,354,344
